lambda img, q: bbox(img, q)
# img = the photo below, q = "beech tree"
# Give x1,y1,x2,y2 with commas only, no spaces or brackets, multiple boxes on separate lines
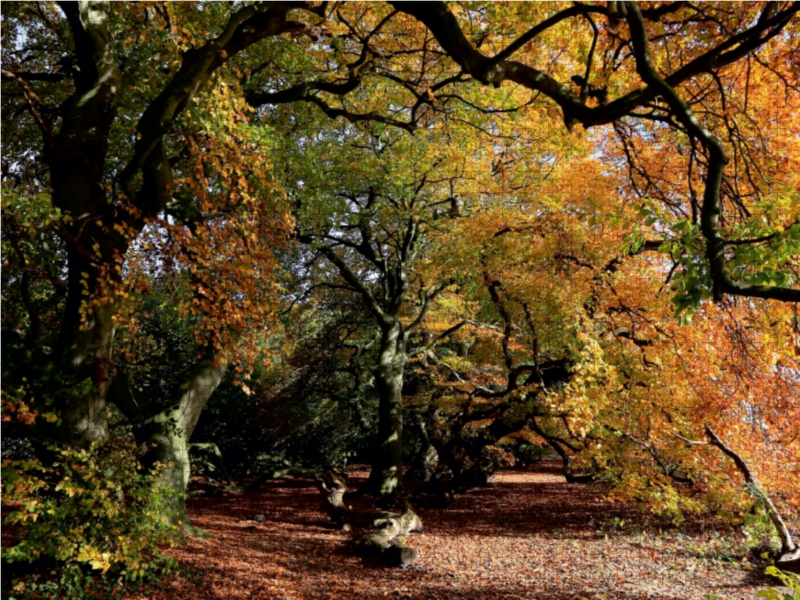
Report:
3,0,799,553
281,129,477,496
390,1,800,303
404,178,799,564
1,1,415,523
5,2,312,448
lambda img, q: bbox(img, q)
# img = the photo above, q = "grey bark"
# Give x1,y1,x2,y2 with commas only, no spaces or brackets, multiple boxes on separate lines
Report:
140,354,229,531
315,470,421,567
365,321,407,496
316,469,422,533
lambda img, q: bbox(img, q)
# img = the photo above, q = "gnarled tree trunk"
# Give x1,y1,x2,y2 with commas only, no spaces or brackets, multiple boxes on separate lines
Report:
363,321,407,497
316,470,422,567
139,354,228,533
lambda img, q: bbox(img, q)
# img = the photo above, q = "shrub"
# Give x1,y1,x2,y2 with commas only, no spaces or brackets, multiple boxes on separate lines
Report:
742,484,783,558
2,436,179,597
757,566,800,600
743,505,782,557
512,441,554,467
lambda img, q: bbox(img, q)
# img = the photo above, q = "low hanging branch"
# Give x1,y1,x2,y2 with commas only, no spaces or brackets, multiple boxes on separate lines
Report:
188,443,235,486
703,426,797,559
676,425,799,570
390,0,800,304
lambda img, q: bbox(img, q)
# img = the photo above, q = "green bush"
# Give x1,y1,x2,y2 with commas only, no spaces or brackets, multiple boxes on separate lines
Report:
757,566,800,600
512,441,554,467
742,485,782,558
2,436,179,597
743,506,782,557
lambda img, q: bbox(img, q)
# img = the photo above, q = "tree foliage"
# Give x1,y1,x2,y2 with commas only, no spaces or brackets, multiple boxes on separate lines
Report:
2,0,800,583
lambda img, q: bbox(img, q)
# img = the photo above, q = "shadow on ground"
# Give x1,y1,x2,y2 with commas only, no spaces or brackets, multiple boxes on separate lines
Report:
154,460,775,600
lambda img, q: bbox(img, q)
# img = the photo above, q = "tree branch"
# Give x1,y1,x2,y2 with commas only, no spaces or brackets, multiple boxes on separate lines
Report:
408,319,468,357
119,2,321,214
624,1,800,304
1,70,56,146
704,425,797,556
310,241,389,326
1,70,67,83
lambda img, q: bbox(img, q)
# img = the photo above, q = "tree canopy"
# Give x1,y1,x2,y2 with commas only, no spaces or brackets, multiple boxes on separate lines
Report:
2,0,799,593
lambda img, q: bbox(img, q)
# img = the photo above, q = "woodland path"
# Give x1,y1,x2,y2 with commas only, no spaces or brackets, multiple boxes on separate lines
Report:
157,460,777,600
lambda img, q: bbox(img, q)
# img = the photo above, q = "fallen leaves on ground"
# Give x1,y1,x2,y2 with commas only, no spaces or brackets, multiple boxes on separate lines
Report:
146,460,777,600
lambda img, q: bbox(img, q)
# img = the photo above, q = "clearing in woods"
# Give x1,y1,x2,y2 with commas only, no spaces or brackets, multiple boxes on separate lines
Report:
156,460,779,600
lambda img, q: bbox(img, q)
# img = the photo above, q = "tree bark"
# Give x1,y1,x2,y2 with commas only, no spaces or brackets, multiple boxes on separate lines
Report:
315,470,422,532
139,354,228,532
355,532,420,567
363,321,407,497
315,470,422,566
405,413,438,482
56,286,117,445
41,1,123,446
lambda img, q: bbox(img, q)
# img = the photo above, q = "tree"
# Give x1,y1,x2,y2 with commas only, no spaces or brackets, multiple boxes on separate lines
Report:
3,0,798,544
2,2,267,445
1,1,408,525
281,129,474,496
408,188,799,544
391,1,800,305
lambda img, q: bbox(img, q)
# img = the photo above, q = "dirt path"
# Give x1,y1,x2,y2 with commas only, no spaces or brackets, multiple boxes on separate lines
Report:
159,460,776,600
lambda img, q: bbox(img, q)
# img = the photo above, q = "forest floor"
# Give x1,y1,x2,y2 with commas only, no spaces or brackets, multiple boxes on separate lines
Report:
148,460,787,600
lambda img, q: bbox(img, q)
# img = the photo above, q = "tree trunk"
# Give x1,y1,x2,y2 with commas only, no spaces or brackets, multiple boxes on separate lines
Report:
56,267,118,445
355,532,420,567
41,1,123,447
140,354,228,533
425,409,520,493
364,321,406,497
405,413,438,482
316,470,422,567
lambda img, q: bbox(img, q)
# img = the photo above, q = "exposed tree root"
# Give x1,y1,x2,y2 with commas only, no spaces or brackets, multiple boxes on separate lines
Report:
315,470,423,567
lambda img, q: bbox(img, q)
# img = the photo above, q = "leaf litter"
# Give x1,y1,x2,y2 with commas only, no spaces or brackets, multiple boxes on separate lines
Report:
149,460,782,600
